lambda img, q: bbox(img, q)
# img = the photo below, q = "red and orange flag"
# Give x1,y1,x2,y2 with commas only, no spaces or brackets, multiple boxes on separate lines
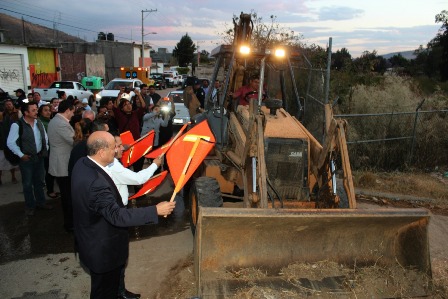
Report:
166,120,216,201
120,131,134,147
128,170,168,200
145,123,188,159
121,131,155,168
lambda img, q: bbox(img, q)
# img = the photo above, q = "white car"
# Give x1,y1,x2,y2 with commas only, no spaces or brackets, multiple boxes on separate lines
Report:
166,90,190,126
163,71,179,87
95,78,143,107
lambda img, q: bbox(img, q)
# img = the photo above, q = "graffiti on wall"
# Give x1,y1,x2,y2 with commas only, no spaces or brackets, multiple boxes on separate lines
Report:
77,72,86,81
0,68,21,82
31,71,57,88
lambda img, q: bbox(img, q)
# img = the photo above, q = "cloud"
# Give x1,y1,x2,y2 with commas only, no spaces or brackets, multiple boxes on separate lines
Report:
298,24,440,57
318,6,364,21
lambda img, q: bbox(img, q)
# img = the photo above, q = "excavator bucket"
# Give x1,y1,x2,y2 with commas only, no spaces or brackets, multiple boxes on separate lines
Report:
195,207,432,298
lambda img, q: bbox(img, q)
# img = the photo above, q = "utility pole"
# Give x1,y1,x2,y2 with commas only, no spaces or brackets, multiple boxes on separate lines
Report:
141,9,157,68
22,17,26,44
197,40,202,67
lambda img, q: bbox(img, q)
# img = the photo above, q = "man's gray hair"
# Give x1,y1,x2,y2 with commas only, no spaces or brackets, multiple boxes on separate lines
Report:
92,120,109,132
82,109,96,120
87,137,109,156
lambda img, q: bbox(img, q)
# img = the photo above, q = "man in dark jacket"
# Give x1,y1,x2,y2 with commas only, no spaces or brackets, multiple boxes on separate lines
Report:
7,101,51,216
71,131,175,299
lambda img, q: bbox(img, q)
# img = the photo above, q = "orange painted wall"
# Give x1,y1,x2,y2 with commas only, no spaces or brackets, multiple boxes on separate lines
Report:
28,48,59,88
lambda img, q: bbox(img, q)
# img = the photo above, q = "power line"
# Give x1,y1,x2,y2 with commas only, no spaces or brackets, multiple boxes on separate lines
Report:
0,7,134,42
1,8,97,33
1,0,106,34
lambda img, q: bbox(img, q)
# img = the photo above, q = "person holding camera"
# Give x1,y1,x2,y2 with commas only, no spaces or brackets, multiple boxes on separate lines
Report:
140,97,175,149
113,88,146,172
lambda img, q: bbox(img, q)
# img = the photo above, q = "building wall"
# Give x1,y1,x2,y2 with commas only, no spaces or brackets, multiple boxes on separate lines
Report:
133,46,152,68
0,41,151,93
28,47,58,88
60,41,134,83
60,52,86,81
86,54,105,78
97,41,134,82
0,44,31,94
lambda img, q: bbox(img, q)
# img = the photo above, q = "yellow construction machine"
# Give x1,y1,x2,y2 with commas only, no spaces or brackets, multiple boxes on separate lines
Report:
186,12,432,298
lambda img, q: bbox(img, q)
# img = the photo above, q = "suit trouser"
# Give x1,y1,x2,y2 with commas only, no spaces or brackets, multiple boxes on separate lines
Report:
43,156,56,194
90,266,122,299
56,176,72,230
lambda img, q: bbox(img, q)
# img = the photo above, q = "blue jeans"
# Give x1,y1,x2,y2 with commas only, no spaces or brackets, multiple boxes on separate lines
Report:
19,156,46,209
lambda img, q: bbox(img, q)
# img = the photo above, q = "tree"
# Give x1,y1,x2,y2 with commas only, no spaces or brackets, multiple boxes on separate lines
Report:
388,53,409,68
199,50,210,64
220,11,303,50
332,48,352,71
353,50,387,74
429,10,448,81
173,34,196,67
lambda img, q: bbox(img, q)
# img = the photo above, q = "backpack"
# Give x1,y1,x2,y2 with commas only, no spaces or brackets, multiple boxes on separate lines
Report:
3,121,23,166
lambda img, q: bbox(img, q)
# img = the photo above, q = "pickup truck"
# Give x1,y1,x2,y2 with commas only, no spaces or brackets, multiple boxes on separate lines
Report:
163,71,179,87
34,81,93,102
95,78,144,107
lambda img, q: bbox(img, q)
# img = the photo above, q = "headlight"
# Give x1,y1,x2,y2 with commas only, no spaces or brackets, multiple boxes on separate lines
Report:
161,106,170,112
274,48,285,58
239,45,250,55
95,93,102,100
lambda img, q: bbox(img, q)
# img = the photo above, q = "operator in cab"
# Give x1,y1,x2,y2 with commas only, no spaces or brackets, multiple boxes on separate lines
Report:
231,74,265,107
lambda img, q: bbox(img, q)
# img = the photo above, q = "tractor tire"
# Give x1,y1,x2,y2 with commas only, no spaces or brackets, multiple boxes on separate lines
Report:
189,176,223,235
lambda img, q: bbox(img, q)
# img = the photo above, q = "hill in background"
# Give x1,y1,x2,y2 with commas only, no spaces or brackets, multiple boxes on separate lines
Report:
0,13,85,45
380,50,416,60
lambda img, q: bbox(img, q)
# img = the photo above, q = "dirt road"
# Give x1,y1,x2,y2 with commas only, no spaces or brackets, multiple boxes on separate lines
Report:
0,172,447,298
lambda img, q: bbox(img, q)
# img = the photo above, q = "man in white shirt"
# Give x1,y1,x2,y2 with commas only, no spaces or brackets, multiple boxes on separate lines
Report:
108,134,162,205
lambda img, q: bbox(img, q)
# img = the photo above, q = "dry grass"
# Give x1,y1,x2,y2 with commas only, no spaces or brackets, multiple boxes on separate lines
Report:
334,75,448,170
354,170,448,204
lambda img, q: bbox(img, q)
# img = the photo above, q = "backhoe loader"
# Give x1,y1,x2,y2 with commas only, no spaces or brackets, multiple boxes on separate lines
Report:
186,12,431,298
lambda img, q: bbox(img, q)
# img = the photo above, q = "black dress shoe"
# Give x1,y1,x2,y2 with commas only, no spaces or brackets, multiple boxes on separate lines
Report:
118,289,141,299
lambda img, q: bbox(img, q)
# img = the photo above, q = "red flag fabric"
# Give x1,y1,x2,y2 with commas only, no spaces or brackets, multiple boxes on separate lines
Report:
120,131,134,146
121,131,155,168
145,123,188,159
167,120,215,191
129,170,168,200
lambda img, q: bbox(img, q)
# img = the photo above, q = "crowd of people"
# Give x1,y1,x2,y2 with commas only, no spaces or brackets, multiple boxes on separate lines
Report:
0,75,256,298
0,84,180,299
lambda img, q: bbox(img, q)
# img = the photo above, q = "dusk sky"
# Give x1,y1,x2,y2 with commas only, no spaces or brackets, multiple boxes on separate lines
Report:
0,0,445,57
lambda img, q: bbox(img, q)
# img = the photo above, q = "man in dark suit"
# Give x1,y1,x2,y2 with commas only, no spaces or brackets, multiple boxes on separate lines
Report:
71,131,175,299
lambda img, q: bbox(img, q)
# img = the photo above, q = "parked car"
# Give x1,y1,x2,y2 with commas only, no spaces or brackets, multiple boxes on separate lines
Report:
163,71,179,87
166,90,190,127
150,73,166,90
95,78,143,107
33,81,93,102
